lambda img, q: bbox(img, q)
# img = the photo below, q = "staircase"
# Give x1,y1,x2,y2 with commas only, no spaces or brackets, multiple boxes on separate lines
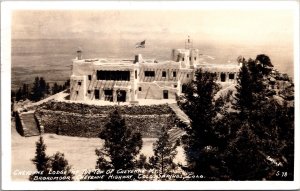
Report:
168,127,185,143
168,103,190,125
20,111,40,137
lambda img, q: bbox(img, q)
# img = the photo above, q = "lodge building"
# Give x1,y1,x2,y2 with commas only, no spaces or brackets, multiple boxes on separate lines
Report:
70,40,241,103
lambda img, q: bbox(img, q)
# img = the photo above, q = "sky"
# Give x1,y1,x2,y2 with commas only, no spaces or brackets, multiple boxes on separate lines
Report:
12,9,294,46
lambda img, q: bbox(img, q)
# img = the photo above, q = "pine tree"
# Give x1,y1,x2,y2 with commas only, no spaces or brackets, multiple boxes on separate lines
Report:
255,54,273,75
178,69,220,178
48,152,74,181
39,77,46,95
234,62,253,119
225,55,293,180
31,77,43,101
21,83,29,100
46,83,50,94
30,137,74,181
29,136,50,180
16,87,22,101
149,127,178,180
52,82,59,94
94,109,142,180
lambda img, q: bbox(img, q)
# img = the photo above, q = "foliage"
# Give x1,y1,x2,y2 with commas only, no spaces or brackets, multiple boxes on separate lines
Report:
149,126,179,180
48,152,75,181
93,109,142,180
29,136,74,181
31,136,49,173
12,77,69,102
224,54,294,180
233,62,253,119
178,69,221,178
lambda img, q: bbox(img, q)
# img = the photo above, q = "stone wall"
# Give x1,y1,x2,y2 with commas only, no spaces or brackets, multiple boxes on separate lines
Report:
35,101,178,138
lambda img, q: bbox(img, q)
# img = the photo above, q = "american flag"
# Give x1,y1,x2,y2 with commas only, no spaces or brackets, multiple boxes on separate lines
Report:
135,40,146,48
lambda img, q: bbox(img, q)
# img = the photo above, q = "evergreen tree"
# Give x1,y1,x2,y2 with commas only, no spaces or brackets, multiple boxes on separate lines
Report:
48,152,74,181
52,82,59,94
21,83,29,100
234,62,253,119
225,55,293,180
16,87,22,101
93,109,142,180
30,137,74,181
39,77,46,94
46,83,50,94
31,77,43,101
255,54,273,75
149,127,179,180
29,136,50,180
178,69,220,178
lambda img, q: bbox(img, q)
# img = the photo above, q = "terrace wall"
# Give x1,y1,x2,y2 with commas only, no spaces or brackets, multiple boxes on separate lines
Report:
35,101,178,138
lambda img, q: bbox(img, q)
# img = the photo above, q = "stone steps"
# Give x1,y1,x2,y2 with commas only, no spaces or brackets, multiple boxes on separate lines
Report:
20,112,40,137
168,103,190,125
168,127,185,143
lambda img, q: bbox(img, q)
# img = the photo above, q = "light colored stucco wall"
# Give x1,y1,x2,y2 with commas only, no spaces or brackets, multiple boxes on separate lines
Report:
69,49,241,102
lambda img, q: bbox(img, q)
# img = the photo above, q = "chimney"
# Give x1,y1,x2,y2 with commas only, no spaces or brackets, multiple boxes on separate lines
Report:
134,54,143,64
77,49,82,60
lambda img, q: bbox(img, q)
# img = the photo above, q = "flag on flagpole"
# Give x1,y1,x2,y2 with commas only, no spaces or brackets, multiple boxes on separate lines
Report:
135,40,146,48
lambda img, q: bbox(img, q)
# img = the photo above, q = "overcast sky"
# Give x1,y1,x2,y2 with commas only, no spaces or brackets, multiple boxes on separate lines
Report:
12,9,294,46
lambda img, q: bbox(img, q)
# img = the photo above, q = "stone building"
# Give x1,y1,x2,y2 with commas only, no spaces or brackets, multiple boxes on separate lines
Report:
70,40,241,103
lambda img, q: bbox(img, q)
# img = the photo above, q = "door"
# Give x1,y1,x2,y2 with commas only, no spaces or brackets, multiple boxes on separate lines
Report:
163,90,168,99
117,90,126,102
94,89,100,99
104,90,113,102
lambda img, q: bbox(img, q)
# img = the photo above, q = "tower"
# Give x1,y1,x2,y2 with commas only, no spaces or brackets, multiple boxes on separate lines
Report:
185,35,193,49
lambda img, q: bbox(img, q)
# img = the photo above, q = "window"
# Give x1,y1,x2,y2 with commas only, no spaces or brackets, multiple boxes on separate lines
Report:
145,71,155,77
182,84,188,93
162,71,166,77
88,75,92,80
182,57,185,61
189,57,191,61
135,70,137,79
87,90,91,94
163,90,168,99
194,57,197,61
139,87,142,91
78,82,81,86
174,85,177,88
229,73,235,80
173,71,177,78
221,73,226,82
76,91,79,95
187,74,189,78
97,70,130,81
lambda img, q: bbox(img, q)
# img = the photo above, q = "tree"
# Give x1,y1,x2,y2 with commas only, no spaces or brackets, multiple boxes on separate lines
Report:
16,87,22,101
94,109,142,180
52,82,60,94
21,83,29,100
234,61,253,119
29,136,50,180
30,137,74,181
31,77,44,101
39,77,46,94
255,54,273,75
178,69,220,178
225,55,294,180
46,83,51,94
48,152,74,181
149,127,179,180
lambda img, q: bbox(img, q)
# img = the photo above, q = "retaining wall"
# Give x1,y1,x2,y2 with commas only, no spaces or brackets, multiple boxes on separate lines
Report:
35,101,178,138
